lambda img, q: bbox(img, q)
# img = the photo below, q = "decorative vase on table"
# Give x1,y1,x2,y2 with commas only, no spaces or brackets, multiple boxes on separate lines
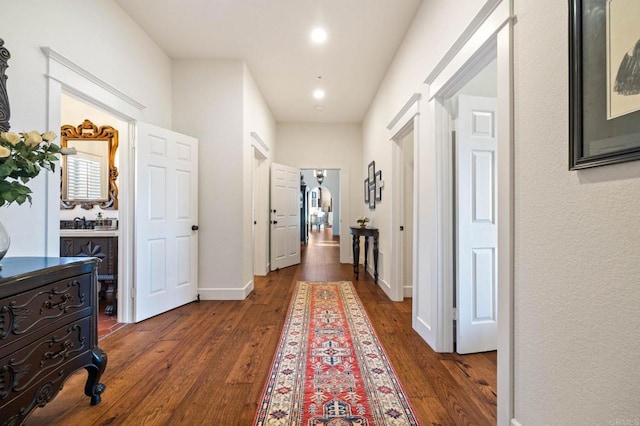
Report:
0,219,9,268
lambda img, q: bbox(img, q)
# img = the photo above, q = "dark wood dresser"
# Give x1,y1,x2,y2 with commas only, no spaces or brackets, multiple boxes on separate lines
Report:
0,257,107,425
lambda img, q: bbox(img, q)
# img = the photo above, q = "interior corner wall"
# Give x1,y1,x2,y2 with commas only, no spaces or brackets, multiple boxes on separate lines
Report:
275,122,362,247
172,59,247,299
361,0,486,300
3,0,172,257
513,0,640,423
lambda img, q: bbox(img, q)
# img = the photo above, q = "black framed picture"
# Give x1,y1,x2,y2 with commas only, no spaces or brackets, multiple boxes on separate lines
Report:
368,161,375,182
364,178,370,203
368,186,376,209
374,170,382,202
569,0,640,169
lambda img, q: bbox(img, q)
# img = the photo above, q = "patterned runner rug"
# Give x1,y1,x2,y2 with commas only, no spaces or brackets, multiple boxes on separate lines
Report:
254,281,419,425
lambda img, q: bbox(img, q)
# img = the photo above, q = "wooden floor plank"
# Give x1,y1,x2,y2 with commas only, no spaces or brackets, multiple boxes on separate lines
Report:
27,228,496,425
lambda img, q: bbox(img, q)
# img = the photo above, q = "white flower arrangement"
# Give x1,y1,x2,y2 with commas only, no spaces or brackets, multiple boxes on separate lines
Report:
0,131,60,206
356,216,369,226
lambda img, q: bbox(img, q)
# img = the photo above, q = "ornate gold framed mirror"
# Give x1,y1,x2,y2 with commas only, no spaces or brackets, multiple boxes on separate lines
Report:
60,119,118,210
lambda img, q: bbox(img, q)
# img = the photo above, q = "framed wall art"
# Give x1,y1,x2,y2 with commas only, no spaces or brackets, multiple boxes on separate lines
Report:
368,185,376,209
569,0,640,169
374,170,382,202
364,178,370,203
368,161,375,182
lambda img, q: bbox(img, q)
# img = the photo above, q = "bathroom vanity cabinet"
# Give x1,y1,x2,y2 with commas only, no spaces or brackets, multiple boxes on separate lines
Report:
60,231,118,316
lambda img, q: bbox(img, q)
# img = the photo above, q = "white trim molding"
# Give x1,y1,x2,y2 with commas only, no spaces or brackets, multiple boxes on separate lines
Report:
387,93,422,132
426,1,510,100
251,131,271,157
41,47,146,119
199,279,254,300
424,0,503,86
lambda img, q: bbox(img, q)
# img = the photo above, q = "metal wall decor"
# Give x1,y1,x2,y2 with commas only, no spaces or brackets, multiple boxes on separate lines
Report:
0,38,11,132
364,161,382,209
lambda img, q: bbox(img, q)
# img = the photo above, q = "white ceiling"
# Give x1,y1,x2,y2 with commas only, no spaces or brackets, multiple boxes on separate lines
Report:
114,0,422,123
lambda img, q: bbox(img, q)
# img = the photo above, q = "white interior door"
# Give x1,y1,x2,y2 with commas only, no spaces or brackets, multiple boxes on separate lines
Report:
456,95,498,354
270,163,300,270
134,122,198,322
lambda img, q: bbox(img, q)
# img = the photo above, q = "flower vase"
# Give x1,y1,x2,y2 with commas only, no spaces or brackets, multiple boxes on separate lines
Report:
0,219,10,268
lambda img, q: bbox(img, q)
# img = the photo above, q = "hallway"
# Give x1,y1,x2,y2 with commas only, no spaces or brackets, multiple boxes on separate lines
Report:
29,229,496,425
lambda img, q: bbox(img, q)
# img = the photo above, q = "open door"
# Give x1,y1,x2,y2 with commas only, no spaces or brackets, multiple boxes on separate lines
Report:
134,122,198,322
270,163,300,270
456,95,498,354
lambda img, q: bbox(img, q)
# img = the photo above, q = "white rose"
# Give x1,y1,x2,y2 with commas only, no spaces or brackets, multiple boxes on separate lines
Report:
0,132,20,145
23,131,43,147
0,146,10,158
42,131,57,142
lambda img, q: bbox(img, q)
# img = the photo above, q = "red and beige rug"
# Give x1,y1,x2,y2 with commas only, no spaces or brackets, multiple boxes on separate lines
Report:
254,281,419,425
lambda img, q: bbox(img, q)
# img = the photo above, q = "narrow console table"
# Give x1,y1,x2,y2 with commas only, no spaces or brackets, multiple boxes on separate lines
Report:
349,226,379,283
0,257,107,424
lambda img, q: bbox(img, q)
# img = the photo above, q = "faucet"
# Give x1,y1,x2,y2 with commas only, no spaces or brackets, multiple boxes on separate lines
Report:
73,216,86,229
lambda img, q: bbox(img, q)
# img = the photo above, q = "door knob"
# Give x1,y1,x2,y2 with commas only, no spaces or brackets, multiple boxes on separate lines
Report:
192,225,199,231
273,220,278,224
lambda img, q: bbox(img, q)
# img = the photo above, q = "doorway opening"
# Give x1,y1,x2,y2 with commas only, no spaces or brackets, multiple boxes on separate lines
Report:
446,57,498,354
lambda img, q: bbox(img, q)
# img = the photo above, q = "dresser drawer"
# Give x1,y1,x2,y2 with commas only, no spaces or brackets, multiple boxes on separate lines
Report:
0,273,93,350
0,315,92,411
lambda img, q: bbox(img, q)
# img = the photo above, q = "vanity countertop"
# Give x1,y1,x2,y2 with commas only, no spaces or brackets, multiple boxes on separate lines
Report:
60,229,119,238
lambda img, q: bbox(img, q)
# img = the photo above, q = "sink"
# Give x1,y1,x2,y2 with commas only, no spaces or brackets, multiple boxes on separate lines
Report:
60,228,118,237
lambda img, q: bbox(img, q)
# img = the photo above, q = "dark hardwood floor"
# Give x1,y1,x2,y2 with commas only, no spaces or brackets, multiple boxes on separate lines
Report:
28,229,496,425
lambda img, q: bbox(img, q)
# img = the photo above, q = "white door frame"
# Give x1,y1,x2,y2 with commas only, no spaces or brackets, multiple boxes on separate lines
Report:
424,1,514,424
43,47,145,324
251,133,270,276
388,94,420,303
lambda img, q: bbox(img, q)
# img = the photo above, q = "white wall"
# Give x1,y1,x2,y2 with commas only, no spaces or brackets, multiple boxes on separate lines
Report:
172,59,245,298
276,122,362,251
173,59,275,299
3,0,171,256
513,0,640,423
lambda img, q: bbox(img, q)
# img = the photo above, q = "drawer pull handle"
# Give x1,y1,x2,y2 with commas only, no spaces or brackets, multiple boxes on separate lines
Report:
42,340,74,366
41,294,73,313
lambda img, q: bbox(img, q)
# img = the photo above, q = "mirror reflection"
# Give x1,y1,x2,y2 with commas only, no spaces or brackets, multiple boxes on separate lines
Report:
61,119,119,210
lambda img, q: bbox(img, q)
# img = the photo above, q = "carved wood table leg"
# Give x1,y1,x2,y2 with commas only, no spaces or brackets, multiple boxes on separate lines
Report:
352,234,360,280
85,347,107,405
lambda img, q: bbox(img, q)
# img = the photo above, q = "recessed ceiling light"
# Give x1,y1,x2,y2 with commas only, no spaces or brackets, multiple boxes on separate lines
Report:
310,27,328,44
313,89,325,100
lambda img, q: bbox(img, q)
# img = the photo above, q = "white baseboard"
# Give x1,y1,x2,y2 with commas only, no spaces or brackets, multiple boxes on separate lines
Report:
403,285,413,298
198,279,253,300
